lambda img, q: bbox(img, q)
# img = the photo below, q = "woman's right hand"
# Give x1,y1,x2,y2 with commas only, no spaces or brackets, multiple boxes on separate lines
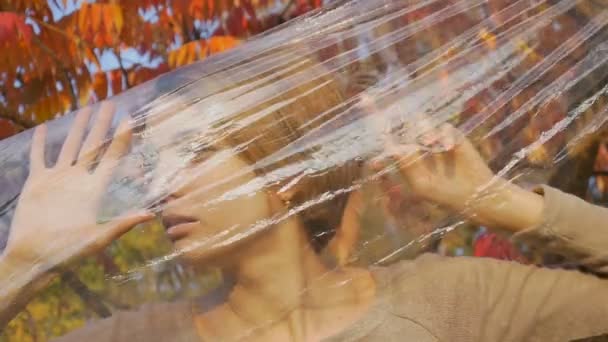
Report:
385,124,497,213
3,103,153,271
381,123,544,231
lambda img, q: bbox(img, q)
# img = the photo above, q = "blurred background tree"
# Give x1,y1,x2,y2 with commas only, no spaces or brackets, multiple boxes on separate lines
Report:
0,0,323,139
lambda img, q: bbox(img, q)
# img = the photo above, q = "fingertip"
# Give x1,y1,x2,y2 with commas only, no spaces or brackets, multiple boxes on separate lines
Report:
76,106,93,122
116,117,134,135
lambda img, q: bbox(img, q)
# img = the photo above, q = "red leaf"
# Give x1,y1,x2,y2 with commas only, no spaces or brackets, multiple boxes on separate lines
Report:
473,232,526,262
0,12,33,44
0,119,18,140
226,7,246,36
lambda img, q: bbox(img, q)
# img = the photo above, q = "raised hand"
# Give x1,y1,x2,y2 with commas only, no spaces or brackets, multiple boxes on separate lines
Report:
4,103,153,271
383,123,497,214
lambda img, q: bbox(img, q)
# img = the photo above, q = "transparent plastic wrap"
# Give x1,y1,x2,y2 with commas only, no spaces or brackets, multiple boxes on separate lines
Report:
2,0,608,341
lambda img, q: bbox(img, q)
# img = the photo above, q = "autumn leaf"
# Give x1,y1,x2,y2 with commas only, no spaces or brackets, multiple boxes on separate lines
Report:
208,35,240,54
0,119,18,140
90,4,103,33
93,72,108,100
77,3,90,35
110,70,123,96
0,12,33,44
105,4,124,35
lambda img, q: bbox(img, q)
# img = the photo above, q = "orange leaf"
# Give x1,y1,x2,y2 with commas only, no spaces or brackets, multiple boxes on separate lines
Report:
90,4,102,33
110,70,123,95
59,91,72,112
78,4,90,34
188,42,198,63
208,36,239,55
93,32,105,48
93,72,108,100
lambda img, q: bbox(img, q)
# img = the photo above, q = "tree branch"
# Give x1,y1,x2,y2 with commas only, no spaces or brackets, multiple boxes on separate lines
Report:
61,271,112,318
279,0,297,20
30,35,79,111
114,48,131,89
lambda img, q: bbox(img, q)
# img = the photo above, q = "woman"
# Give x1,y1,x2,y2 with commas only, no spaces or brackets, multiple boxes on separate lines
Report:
1,50,608,341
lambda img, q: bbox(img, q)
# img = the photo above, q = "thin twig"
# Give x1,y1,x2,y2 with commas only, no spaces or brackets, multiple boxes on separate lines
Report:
30,17,103,69
30,35,79,111
279,0,297,20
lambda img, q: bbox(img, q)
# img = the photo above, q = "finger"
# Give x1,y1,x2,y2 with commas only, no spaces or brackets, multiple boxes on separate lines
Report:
57,108,92,166
267,190,287,214
97,118,133,176
29,124,47,172
100,210,155,245
388,143,423,170
78,102,116,167
422,150,440,174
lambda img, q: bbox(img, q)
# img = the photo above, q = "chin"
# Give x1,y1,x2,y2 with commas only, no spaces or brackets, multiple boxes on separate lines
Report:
173,237,255,268
172,237,233,266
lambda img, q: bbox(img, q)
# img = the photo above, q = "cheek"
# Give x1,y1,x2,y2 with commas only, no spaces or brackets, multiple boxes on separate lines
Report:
203,191,270,235
175,158,272,240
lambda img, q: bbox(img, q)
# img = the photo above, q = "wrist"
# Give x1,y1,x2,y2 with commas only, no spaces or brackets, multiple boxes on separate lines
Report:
463,179,544,232
1,247,55,280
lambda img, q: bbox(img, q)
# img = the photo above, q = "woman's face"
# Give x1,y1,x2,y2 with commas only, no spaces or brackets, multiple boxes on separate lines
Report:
151,143,272,264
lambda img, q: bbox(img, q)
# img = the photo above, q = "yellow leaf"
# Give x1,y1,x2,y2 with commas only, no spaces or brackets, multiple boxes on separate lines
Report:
199,40,209,59
176,45,189,67
104,4,124,35
187,41,197,64
168,50,177,68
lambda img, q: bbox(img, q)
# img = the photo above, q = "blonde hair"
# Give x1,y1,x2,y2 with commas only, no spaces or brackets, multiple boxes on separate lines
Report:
194,47,362,252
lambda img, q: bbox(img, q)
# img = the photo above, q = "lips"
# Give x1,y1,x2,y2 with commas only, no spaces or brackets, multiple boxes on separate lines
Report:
161,215,200,241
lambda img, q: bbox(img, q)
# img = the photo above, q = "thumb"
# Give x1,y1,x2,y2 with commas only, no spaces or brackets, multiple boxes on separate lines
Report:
102,210,155,243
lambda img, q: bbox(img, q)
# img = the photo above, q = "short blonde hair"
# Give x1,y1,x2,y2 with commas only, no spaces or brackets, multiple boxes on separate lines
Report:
193,47,362,252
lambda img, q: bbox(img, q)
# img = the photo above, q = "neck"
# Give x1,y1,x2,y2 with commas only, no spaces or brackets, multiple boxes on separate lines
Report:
196,215,376,341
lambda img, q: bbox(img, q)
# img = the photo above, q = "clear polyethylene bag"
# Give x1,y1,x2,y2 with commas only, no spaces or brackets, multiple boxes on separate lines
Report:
2,1,608,341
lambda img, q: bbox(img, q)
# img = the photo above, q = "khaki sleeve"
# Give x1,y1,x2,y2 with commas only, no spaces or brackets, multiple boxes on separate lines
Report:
513,185,608,273
51,300,200,342
387,254,608,342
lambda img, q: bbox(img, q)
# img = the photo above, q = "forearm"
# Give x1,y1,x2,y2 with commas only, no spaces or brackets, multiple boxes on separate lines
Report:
0,252,58,329
464,179,544,233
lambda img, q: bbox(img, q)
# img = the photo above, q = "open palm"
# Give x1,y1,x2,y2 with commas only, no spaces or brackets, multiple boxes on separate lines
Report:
5,103,153,271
